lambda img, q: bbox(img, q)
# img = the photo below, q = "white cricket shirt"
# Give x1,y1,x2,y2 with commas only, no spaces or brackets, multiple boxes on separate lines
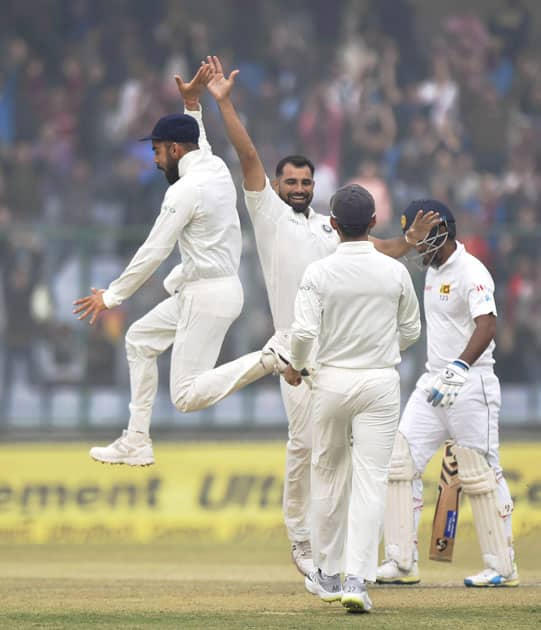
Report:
103,107,241,308
243,178,338,330
290,241,421,370
423,241,497,371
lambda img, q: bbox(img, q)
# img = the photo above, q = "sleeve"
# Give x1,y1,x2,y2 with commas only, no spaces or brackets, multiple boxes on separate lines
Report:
184,105,212,154
290,265,323,370
397,265,421,351
102,186,198,308
466,266,497,319
243,177,285,224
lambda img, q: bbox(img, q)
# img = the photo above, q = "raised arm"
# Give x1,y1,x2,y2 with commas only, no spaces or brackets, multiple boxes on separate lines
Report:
370,210,441,258
205,55,266,192
174,65,212,153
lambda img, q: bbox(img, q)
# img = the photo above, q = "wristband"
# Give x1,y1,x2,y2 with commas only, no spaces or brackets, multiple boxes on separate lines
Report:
452,359,470,371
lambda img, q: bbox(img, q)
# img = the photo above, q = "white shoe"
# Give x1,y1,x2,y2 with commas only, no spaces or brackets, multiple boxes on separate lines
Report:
261,347,314,388
291,540,315,576
464,563,519,587
341,576,372,613
376,559,420,585
261,347,289,375
89,430,154,466
305,569,343,602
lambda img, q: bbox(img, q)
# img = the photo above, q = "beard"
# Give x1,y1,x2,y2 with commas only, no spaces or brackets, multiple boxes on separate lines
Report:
281,192,313,214
164,167,179,185
158,155,180,185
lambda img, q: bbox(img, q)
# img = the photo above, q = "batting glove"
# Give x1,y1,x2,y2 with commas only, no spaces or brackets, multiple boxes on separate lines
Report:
427,360,470,408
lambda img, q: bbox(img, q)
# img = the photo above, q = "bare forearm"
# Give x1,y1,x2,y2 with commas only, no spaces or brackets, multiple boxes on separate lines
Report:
459,316,496,366
370,235,413,259
217,97,265,190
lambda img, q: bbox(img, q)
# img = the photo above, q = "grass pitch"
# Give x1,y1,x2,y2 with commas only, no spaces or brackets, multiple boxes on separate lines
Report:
1,529,540,629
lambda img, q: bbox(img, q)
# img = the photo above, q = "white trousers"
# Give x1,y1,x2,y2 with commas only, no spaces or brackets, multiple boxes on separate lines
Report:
281,377,313,542
311,365,400,580
125,275,256,432
400,369,513,544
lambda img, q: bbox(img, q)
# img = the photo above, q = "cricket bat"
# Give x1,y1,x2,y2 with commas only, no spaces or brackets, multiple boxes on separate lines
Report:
429,440,461,562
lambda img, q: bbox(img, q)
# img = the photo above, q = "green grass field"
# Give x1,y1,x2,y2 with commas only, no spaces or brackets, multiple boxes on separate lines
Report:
1,526,540,630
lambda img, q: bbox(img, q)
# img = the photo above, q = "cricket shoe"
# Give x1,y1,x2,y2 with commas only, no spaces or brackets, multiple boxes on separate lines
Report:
464,563,519,588
341,576,372,613
305,569,343,602
376,559,420,584
260,346,290,375
291,540,314,576
89,430,154,466
261,344,314,386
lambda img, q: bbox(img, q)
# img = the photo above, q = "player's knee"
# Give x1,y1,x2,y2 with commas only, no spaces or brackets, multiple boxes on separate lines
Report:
388,432,418,481
454,445,498,495
172,380,199,413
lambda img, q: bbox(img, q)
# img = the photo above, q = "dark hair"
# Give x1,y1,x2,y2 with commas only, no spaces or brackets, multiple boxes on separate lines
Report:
336,222,370,238
275,155,315,178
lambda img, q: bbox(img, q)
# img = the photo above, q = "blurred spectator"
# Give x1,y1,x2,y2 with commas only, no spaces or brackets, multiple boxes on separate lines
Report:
0,222,45,423
347,159,393,227
0,0,540,407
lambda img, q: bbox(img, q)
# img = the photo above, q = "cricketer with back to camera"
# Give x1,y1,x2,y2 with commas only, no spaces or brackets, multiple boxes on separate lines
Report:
284,183,421,613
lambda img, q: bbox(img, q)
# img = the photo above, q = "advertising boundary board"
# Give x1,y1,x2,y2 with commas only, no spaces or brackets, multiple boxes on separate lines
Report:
0,442,539,543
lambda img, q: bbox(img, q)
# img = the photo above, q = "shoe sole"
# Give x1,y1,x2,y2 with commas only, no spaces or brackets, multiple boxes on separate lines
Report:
304,576,343,602
90,455,155,466
342,596,371,613
376,577,421,585
464,579,520,588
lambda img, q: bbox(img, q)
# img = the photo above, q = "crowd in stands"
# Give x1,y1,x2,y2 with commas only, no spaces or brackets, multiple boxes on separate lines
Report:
1,0,540,419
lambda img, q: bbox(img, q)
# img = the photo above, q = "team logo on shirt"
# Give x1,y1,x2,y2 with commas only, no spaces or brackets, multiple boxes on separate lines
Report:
162,204,176,214
322,224,332,233
440,284,450,302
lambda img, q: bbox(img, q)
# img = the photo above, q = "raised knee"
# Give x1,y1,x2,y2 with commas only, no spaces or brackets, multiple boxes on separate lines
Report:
173,395,190,413
172,380,200,414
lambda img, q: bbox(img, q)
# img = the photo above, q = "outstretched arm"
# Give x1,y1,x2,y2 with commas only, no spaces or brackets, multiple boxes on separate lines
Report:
370,210,441,258
175,64,212,153
205,55,266,192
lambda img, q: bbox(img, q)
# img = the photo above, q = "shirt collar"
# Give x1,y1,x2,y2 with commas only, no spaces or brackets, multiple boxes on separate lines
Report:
336,240,375,253
437,240,464,271
177,148,205,178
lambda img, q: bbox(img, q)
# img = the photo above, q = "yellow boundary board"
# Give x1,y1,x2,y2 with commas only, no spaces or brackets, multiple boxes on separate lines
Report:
0,442,539,543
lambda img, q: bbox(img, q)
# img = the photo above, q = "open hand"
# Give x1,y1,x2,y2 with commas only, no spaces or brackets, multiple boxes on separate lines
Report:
174,64,212,108
73,288,107,325
205,55,239,102
406,209,441,245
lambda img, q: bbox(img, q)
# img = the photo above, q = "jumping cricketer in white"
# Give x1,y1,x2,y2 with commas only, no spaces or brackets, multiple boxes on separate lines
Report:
203,52,438,579
284,184,421,613
376,199,519,588
73,66,286,465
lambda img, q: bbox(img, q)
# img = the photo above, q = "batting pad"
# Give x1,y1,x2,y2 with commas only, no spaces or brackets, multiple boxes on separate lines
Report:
454,446,513,577
384,432,416,571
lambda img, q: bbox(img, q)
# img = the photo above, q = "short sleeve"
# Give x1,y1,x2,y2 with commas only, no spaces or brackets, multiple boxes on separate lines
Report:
466,267,497,319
